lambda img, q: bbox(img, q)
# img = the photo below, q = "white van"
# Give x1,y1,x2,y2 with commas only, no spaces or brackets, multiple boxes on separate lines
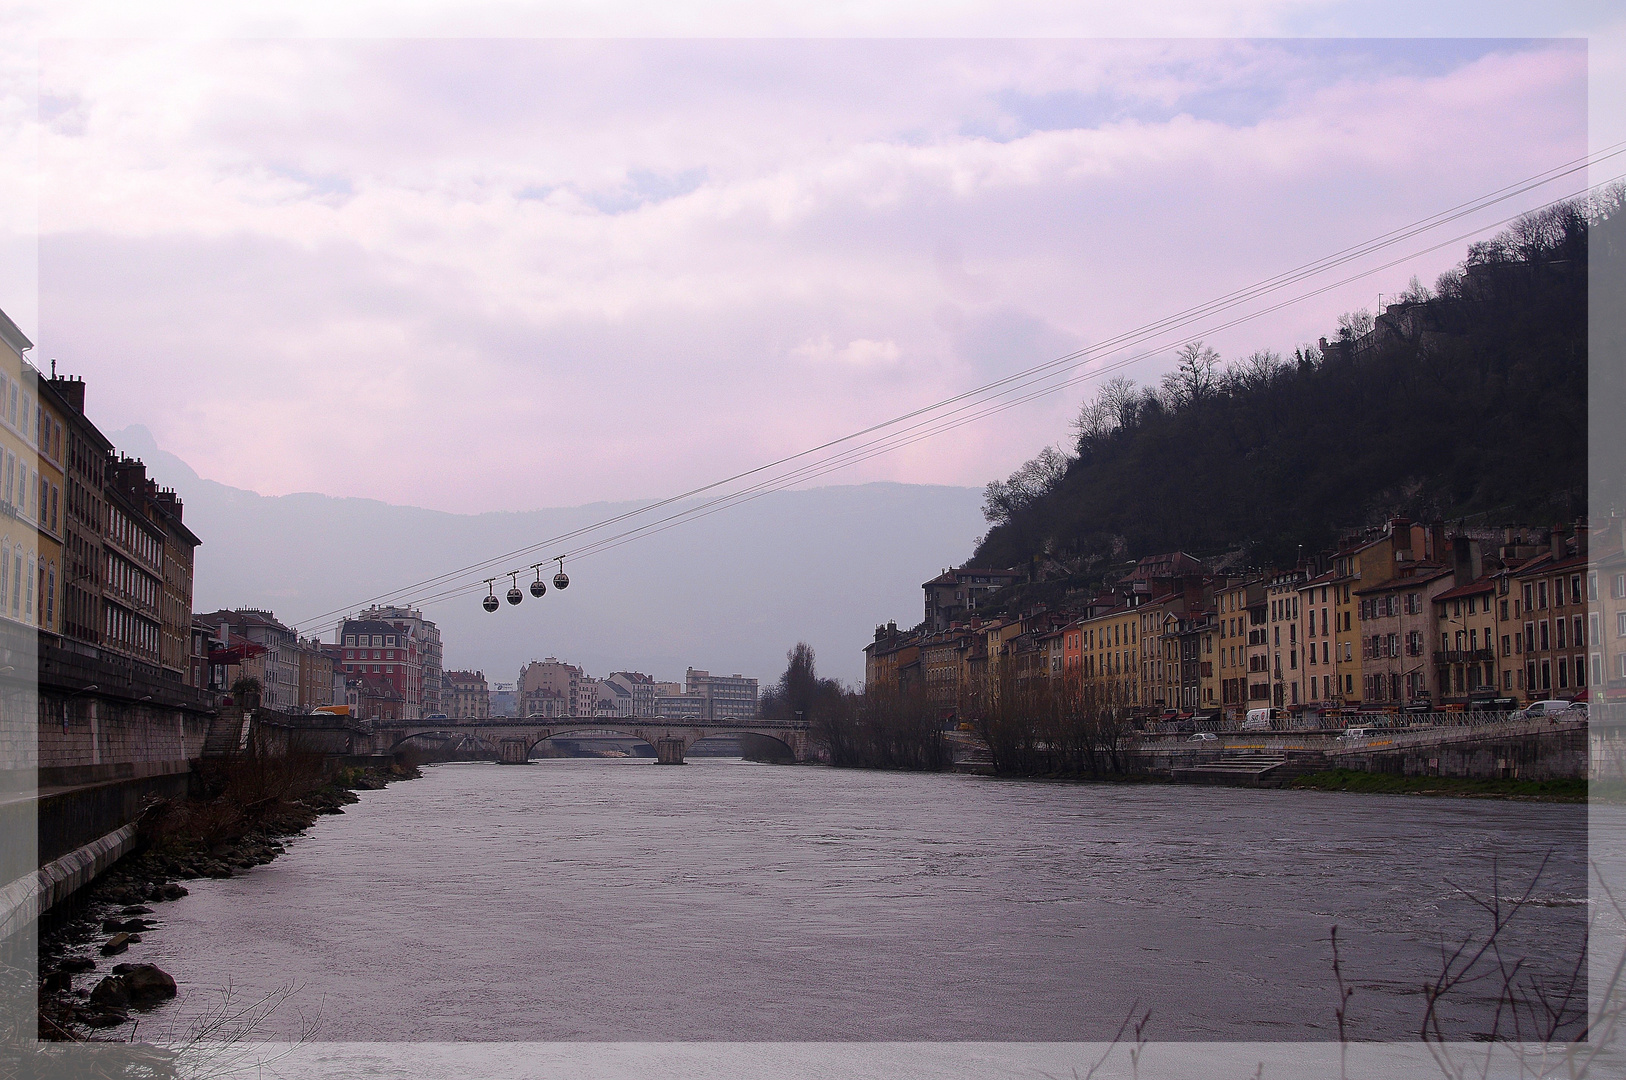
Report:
1242,708,1277,731
1523,699,1577,719
1335,726,1372,741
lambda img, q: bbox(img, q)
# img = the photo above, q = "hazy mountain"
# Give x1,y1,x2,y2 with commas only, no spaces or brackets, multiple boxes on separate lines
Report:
109,426,984,688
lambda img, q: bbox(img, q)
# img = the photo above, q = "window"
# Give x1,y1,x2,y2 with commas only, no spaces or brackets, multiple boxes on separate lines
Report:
1502,634,1511,657
1500,600,1509,621
1557,657,1568,689
1538,581,1548,608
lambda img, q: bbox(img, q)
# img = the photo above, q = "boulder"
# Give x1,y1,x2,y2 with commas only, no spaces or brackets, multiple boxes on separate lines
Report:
110,964,177,1006
58,957,96,974
119,905,154,915
88,975,130,1009
99,933,132,956
40,970,72,992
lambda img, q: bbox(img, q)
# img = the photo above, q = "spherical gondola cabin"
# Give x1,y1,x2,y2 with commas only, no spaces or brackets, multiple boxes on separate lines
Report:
482,593,499,612
553,571,569,590
530,578,546,598
507,585,523,605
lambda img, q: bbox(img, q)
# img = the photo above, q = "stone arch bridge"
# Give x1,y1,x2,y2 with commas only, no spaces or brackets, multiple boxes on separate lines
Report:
366,717,814,765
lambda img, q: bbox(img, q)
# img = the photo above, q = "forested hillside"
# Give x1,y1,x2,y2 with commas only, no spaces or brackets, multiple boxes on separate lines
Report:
972,190,1618,583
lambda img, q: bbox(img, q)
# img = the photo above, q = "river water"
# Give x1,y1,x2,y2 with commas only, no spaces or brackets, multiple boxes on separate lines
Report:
127,759,1588,1047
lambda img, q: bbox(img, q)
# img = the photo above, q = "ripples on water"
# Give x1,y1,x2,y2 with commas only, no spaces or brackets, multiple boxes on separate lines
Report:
129,759,1586,1042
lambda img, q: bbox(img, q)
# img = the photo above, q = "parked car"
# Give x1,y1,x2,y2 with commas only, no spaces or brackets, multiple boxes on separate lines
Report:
1188,732,1219,742
1521,699,1577,719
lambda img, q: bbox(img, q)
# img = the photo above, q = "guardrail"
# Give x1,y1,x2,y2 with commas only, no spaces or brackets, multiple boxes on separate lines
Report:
1145,708,1575,737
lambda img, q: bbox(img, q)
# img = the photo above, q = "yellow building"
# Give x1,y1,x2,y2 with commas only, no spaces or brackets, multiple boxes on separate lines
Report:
0,309,64,638
1078,605,1139,709
1325,521,1443,709
1298,571,1339,709
1215,578,1267,722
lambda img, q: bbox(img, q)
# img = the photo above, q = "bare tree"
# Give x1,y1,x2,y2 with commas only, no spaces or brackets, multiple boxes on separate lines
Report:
1397,274,1432,304
1224,349,1281,393
982,444,1074,525
1336,308,1373,341
1159,341,1220,408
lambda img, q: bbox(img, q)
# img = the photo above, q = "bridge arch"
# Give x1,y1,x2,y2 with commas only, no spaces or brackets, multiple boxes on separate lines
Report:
517,725,798,763
524,728,657,759
387,729,502,754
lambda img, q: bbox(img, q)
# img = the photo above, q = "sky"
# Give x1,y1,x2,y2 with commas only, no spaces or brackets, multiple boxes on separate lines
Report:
0,15,1606,520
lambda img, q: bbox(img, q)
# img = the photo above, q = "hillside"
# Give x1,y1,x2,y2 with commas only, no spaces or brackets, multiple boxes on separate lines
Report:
971,191,1617,588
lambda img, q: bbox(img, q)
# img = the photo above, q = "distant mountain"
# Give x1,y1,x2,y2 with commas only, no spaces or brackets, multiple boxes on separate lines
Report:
109,425,982,687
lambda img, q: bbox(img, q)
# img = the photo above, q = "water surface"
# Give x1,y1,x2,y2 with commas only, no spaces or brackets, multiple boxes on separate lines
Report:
128,759,1587,1042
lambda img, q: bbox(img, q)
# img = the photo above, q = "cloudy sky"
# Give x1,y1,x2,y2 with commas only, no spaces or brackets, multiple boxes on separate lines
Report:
0,7,1613,522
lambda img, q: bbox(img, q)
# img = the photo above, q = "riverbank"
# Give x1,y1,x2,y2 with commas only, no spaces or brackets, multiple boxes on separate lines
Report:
36,759,420,1039
1288,768,1587,801
961,766,1590,801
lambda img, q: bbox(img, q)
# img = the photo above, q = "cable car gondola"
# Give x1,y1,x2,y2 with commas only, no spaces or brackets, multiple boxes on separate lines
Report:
552,556,569,591
482,579,499,612
506,573,523,605
530,565,546,598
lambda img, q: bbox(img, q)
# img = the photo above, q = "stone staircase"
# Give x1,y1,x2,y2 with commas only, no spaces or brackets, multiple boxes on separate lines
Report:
201,708,252,759
1172,752,1291,786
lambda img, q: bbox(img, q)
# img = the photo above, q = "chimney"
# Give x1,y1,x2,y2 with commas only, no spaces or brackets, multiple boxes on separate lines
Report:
1421,523,1442,562
49,375,86,413
1451,536,1482,587
1390,518,1413,561
1552,531,1567,561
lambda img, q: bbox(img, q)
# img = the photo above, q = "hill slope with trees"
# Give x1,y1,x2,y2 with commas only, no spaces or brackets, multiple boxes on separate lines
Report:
972,190,1619,583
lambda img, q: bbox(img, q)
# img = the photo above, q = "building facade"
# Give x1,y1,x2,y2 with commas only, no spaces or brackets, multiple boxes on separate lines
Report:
336,615,420,717
684,668,760,721
443,669,491,719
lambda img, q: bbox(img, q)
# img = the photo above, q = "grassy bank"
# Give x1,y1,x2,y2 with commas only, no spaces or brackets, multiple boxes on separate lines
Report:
1291,768,1586,801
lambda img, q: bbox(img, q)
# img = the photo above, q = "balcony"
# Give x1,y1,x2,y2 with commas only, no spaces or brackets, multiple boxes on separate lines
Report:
1437,649,1496,664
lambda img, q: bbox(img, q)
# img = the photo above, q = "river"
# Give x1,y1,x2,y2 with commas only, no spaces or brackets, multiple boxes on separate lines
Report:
116,757,1592,1052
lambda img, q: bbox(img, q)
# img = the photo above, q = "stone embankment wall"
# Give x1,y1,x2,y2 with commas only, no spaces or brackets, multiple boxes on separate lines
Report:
1324,718,1586,781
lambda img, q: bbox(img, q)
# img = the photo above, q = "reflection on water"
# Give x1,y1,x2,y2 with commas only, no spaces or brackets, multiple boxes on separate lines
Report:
126,759,1585,1042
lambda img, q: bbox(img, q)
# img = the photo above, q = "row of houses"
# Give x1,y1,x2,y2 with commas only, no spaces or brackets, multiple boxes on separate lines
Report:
0,310,206,689
869,517,1626,724
195,603,450,720
511,659,759,720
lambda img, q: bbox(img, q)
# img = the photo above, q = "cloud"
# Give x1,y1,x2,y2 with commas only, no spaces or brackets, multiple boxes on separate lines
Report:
21,38,1587,514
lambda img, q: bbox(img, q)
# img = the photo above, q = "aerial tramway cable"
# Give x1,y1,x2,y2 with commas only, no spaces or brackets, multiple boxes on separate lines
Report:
293,152,1626,632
